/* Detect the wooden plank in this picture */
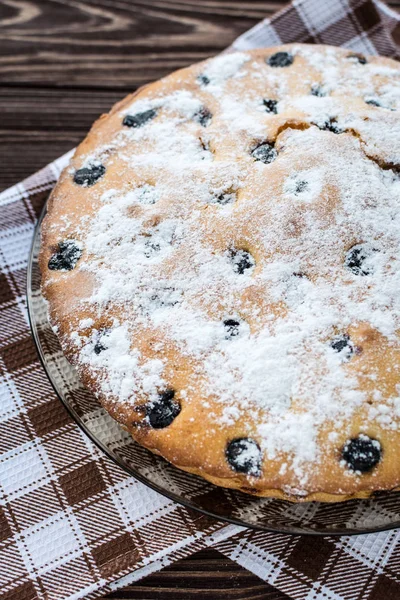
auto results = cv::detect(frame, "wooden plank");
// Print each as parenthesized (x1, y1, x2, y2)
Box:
(0, 86, 122, 188)
(104, 549, 289, 599)
(0, 0, 281, 88)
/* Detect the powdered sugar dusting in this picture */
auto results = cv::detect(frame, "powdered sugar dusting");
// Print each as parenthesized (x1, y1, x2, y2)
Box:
(79, 323, 166, 402)
(200, 53, 250, 87)
(46, 46, 400, 491)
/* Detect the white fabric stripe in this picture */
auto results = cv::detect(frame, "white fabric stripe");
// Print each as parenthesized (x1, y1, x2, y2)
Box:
(231, 21, 282, 51)
(375, 0, 400, 28)
(295, 0, 349, 34)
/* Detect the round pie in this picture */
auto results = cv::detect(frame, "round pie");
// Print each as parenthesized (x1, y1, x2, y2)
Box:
(39, 44, 400, 502)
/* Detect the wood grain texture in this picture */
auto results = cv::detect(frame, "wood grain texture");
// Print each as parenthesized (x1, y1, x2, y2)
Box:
(1, 1, 400, 597)
(0, 0, 281, 87)
(104, 549, 289, 599)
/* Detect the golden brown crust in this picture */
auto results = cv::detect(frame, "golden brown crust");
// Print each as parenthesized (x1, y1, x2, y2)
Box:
(40, 44, 400, 501)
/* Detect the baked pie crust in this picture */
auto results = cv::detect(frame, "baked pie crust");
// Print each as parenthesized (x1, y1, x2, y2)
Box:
(40, 44, 400, 501)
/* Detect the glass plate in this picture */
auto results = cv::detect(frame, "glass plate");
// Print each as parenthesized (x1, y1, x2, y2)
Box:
(27, 199, 400, 536)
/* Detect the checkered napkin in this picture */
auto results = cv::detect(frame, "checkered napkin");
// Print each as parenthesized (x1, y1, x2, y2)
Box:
(1, 1, 400, 599)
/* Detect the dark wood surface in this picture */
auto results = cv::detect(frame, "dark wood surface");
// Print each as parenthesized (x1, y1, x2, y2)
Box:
(105, 549, 289, 599)
(1, 1, 400, 598)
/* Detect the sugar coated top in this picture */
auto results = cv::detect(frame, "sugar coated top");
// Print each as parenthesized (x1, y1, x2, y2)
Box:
(42, 45, 400, 493)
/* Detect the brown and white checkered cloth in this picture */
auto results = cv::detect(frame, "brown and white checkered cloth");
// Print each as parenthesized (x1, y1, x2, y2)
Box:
(1, 1, 400, 599)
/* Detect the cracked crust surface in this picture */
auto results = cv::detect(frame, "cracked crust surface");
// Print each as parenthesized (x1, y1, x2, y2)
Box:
(39, 44, 400, 501)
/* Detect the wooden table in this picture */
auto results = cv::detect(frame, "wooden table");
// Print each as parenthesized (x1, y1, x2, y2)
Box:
(1, 1, 399, 598)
